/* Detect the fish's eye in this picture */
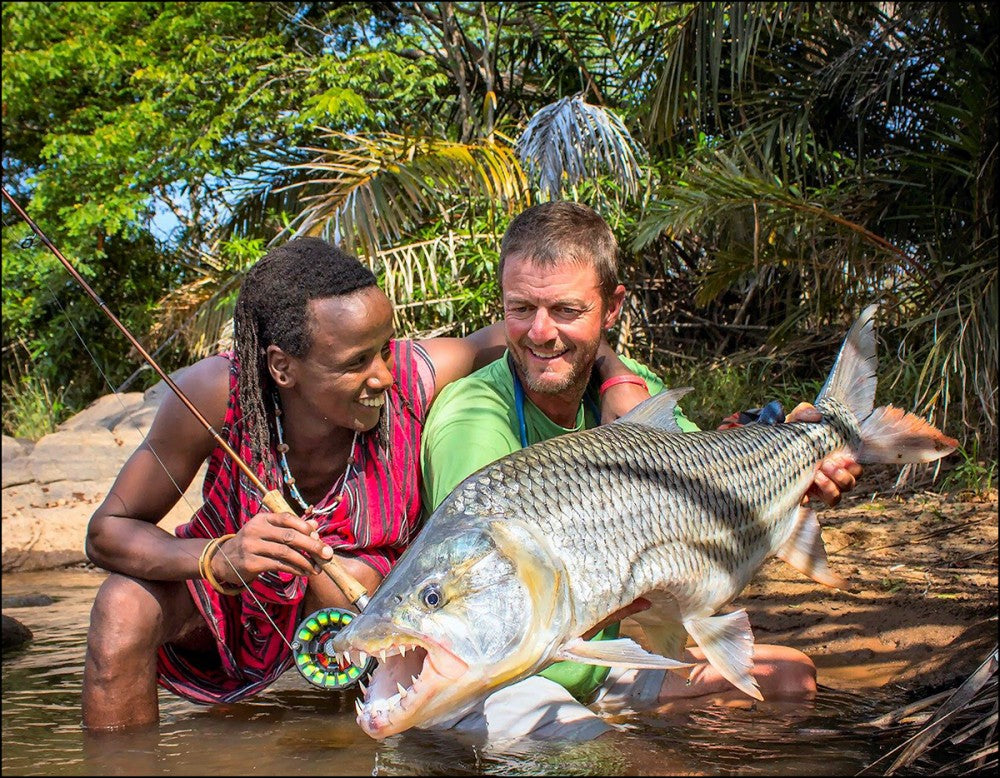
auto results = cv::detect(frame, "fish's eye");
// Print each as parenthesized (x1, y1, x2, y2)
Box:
(420, 583, 443, 609)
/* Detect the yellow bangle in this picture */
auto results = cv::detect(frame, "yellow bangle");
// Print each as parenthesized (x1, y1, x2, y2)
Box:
(199, 534, 244, 596)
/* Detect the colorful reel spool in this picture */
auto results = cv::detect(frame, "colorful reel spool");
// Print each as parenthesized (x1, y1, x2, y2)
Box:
(292, 607, 375, 690)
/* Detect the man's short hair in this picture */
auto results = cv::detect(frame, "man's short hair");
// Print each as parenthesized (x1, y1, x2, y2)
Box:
(499, 202, 620, 298)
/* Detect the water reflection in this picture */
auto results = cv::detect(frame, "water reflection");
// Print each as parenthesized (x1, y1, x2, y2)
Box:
(3, 569, 886, 776)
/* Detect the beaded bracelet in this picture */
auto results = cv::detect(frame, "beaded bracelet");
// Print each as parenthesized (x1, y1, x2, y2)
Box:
(198, 534, 244, 596)
(598, 374, 650, 396)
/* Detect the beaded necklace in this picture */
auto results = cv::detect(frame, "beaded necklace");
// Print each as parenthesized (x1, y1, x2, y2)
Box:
(273, 392, 359, 516)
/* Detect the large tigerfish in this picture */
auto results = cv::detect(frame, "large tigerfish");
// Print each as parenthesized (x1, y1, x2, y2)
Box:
(333, 306, 957, 738)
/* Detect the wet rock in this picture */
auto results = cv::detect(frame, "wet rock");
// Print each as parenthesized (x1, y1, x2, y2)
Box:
(2, 614, 33, 651)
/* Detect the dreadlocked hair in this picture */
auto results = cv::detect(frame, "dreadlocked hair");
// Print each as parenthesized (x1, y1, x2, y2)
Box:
(232, 237, 377, 471)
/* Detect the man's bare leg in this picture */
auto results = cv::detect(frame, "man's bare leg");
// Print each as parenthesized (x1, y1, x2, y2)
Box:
(658, 644, 817, 702)
(594, 643, 816, 719)
(302, 554, 384, 615)
(82, 573, 206, 730)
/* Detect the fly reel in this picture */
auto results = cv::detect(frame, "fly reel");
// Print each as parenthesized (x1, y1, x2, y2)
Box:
(292, 607, 375, 690)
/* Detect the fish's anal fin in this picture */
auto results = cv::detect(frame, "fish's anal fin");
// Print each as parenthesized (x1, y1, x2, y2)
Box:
(555, 637, 693, 670)
(628, 610, 689, 661)
(857, 405, 959, 464)
(684, 610, 763, 701)
(776, 502, 849, 590)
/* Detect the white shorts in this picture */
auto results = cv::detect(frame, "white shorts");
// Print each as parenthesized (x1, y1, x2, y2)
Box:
(430, 668, 671, 746)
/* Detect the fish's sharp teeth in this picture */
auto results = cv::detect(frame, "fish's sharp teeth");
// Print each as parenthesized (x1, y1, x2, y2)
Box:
(344, 650, 352, 666)
(397, 682, 407, 697)
(358, 680, 367, 695)
(380, 649, 387, 663)
(411, 674, 419, 686)
(359, 650, 368, 665)
(399, 645, 406, 658)
(355, 699, 363, 716)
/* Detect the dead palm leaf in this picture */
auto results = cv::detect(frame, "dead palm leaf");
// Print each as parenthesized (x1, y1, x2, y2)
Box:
(860, 645, 998, 775)
(515, 94, 647, 202)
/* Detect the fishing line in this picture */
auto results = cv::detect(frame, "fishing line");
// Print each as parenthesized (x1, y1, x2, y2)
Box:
(2, 206, 301, 652)
(2, 190, 372, 674)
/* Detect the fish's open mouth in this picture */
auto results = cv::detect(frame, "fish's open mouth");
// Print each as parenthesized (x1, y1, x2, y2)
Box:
(338, 636, 469, 738)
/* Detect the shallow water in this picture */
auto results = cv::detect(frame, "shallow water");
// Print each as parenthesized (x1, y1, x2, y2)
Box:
(3, 568, 892, 776)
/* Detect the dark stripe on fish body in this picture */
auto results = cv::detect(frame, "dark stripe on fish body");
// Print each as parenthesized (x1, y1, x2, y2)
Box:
(438, 418, 854, 626)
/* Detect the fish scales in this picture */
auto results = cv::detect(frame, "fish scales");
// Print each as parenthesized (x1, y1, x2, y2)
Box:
(335, 306, 959, 739)
(440, 417, 852, 631)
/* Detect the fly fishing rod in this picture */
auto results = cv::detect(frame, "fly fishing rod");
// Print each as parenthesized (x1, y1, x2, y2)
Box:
(3, 187, 374, 688)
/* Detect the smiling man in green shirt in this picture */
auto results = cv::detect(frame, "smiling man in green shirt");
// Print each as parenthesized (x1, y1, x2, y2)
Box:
(419, 201, 861, 743)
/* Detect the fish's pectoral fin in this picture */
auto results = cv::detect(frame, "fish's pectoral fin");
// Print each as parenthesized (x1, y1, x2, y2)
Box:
(488, 520, 563, 623)
(776, 503, 848, 590)
(555, 637, 694, 670)
(684, 610, 762, 701)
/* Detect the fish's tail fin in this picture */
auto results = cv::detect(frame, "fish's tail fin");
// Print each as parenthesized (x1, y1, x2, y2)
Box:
(815, 304, 879, 420)
(817, 305, 958, 464)
(856, 406, 958, 464)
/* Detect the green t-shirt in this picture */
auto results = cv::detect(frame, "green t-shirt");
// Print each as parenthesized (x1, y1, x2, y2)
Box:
(420, 352, 697, 701)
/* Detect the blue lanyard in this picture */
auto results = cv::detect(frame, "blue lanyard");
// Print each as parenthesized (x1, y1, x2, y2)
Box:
(509, 356, 600, 448)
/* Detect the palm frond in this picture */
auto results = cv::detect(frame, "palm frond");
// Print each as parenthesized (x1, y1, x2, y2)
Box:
(375, 231, 502, 337)
(894, 253, 998, 453)
(148, 238, 265, 358)
(272, 131, 529, 258)
(861, 645, 998, 776)
(644, 2, 809, 144)
(634, 149, 916, 292)
(515, 95, 647, 202)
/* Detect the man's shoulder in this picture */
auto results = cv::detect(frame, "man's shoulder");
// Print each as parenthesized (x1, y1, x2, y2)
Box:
(429, 355, 514, 415)
(617, 353, 657, 377)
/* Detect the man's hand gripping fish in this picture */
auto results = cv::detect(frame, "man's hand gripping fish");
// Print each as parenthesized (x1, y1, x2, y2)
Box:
(333, 306, 958, 738)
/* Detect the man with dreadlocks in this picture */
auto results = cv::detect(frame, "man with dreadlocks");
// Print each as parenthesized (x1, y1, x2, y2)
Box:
(81, 237, 650, 730)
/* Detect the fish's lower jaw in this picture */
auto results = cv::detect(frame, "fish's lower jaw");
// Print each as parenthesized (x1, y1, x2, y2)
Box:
(349, 638, 474, 739)
(358, 708, 404, 739)
(355, 671, 437, 739)
(356, 672, 468, 739)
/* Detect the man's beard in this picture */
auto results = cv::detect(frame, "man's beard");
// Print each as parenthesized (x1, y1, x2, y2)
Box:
(509, 340, 597, 398)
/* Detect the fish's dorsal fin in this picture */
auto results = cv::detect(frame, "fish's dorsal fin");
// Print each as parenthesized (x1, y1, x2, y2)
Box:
(555, 637, 693, 670)
(684, 610, 762, 701)
(776, 503, 848, 589)
(615, 387, 693, 431)
(815, 305, 878, 420)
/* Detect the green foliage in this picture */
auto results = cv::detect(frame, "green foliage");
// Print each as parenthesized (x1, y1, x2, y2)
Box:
(2, 0, 995, 471)
(1, 371, 68, 440)
(630, 1, 997, 456)
(653, 358, 828, 432)
(939, 441, 999, 495)
(1, 343, 70, 439)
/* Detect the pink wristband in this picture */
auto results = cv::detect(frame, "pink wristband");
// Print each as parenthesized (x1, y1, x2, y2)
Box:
(598, 375, 650, 396)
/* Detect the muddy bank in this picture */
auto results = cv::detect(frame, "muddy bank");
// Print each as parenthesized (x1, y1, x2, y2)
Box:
(703, 480, 996, 694)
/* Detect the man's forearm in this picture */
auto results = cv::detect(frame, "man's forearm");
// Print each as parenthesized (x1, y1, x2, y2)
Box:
(593, 339, 636, 381)
(86, 513, 203, 581)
